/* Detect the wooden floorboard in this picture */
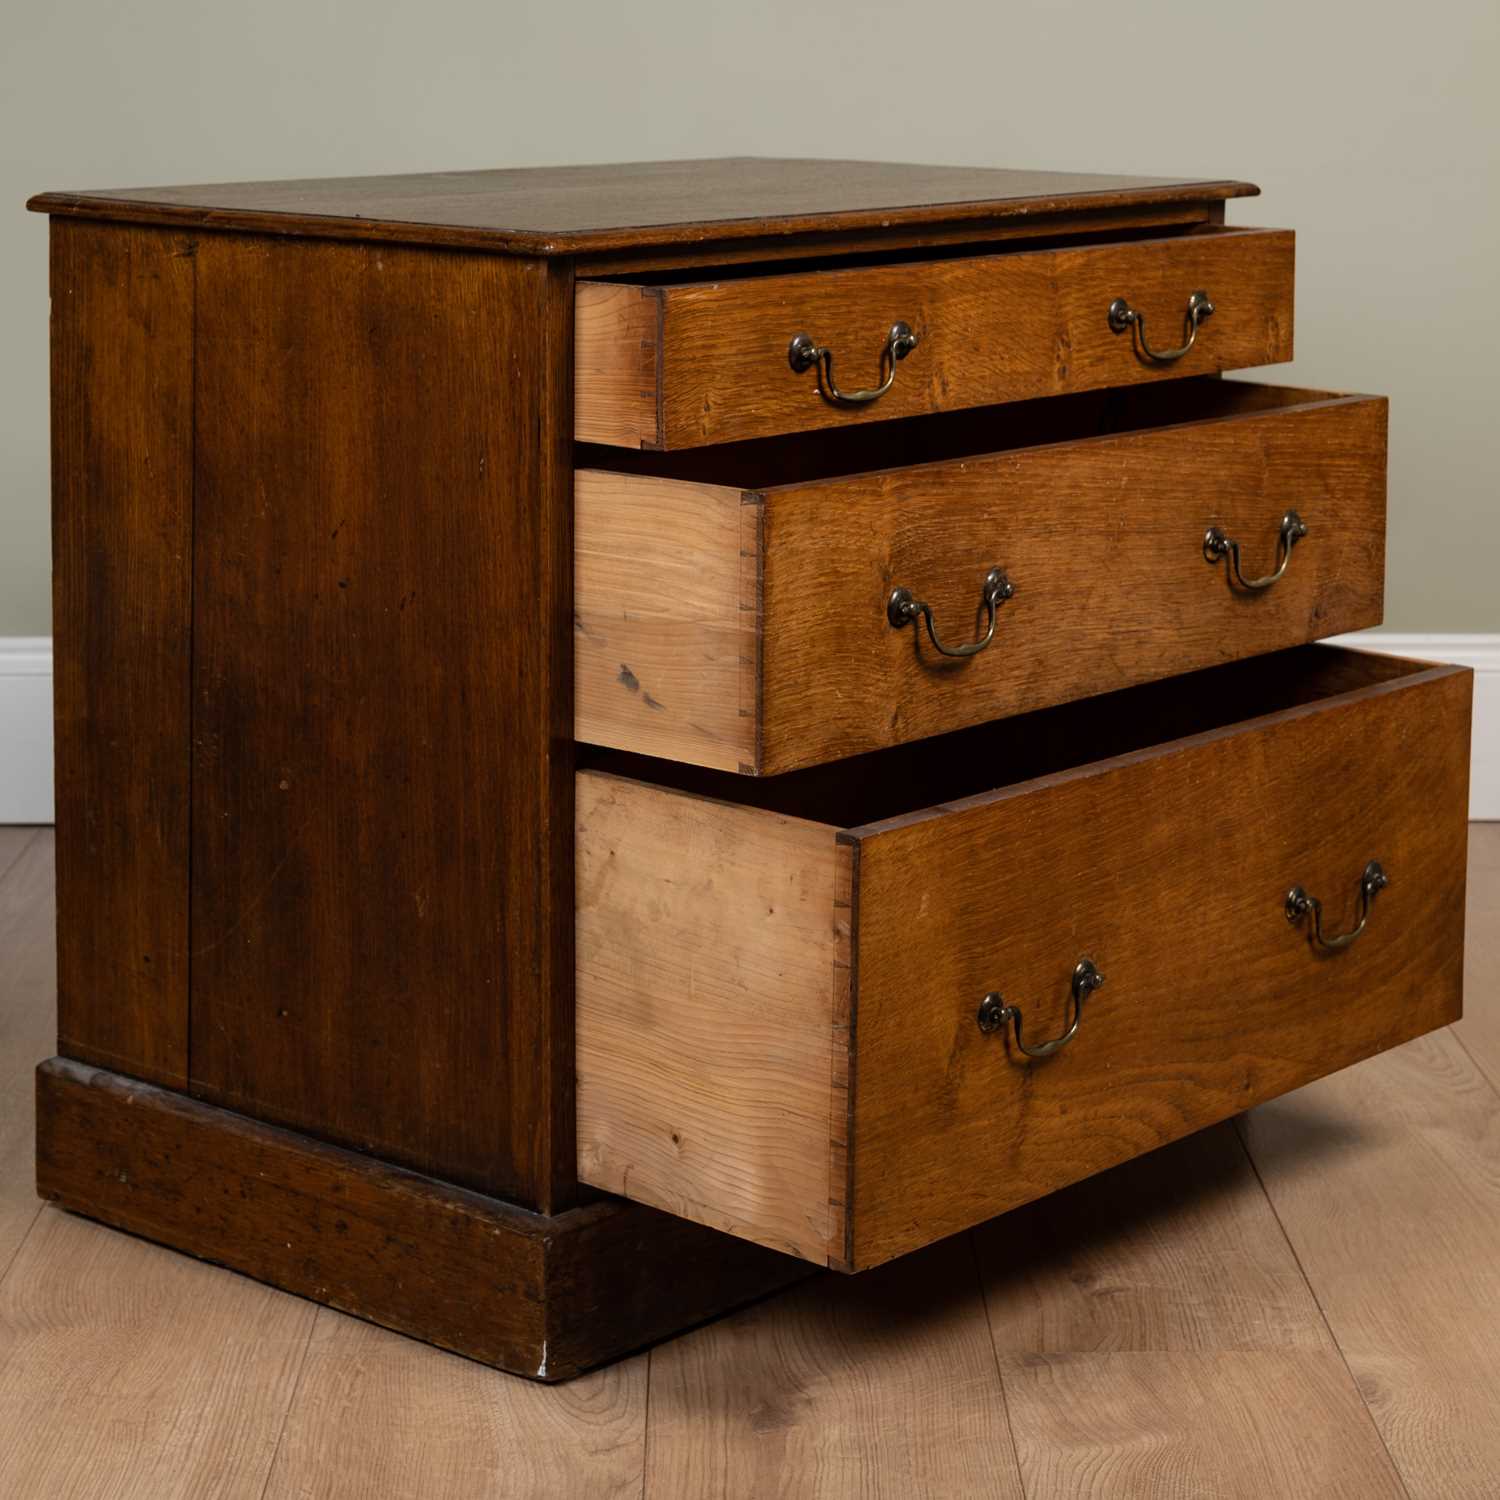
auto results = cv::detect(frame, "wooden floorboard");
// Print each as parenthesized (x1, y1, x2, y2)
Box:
(262, 1313, 648, 1499)
(643, 1236, 1024, 1499)
(998, 1350, 1409, 1500)
(975, 1124, 1407, 1497)
(0, 831, 53, 1278)
(0, 1206, 317, 1500)
(1239, 1028, 1500, 1499)
(975, 1124, 1331, 1353)
(0, 821, 1495, 1497)
(0, 827, 37, 885)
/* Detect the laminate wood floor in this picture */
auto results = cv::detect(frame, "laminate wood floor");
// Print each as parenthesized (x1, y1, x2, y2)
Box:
(2, 824, 1497, 1499)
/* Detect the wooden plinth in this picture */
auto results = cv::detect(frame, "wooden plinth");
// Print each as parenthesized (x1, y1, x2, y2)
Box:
(35, 1058, 808, 1382)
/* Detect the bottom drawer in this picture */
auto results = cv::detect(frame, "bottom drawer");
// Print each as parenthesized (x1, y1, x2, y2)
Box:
(576, 646, 1471, 1270)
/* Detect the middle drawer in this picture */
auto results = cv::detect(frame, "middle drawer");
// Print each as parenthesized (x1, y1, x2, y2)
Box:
(576, 379, 1387, 774)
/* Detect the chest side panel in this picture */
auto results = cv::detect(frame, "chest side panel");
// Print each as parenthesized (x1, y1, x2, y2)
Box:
(188, 233, 576, 1208)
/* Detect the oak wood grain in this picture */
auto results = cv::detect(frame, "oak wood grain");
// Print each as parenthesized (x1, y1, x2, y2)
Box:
(0, 828, 34, 883)
(578, 651, 1470, 1268)
(576, 383, 1386, 773)
(760, 390, 1383, 772)
(0, 834, 52, 1278)
(49, 220, 193, 1088)
(28, 158, 1257, 256)
(974, 1124, 1330, 1354)
(34, 1058, 805, 1382)
(187, 233, 576, 1209)
(0, 1207, 317, 1500)
(995, 1351, 1406, 1499)
(261, 1315, 647, 1500)
(4, 824, 1497, 1485)
(577, 226, 1294, 447)
(975, 1122, 1407, 1495)
(1241, 1030, 1500, 1497)
(575, 283, 662, 446)
(848, 658, 1469, 1267)
(574, 471, 760, 772)
(644, 1236, 1024, 1500)
(575, 772, 850, 1264)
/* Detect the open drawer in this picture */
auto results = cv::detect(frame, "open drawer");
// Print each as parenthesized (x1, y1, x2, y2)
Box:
(575, 225, 1293, 448)
(576, 646, 1470, 1269)
(576, 380, 1387, 774)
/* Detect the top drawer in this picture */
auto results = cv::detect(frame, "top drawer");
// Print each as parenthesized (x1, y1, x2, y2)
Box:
(575, 226, 1294, 448)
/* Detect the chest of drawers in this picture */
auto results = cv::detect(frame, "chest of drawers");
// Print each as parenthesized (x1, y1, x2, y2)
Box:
(28, 159, 1471, 1380)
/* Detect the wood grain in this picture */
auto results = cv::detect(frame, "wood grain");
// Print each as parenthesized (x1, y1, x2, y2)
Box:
(575, 283, 662, 446)
(577, 226, 1294, 447)
(0, 828, 34, 882)
(49, 219, 193, 1087)
(578, 652, 1470, 1268)
(0, 833, 52, 1278)
(995, 1351, 1405, 1499)
(571, 200, 1225, 277)
(645, 1236, 1024, 1499)
(34, 1058, 805, 1382)
(261, 1316, 646, 1500)
(574, 472, 760, 771)
(0, 1207, 316, 1500)
(848, 658, 1470, 1267)
(187, 234, 577, 1209)
(28, 158, 1257, 256)
(976, 1123, 1407, 1495)
(5, 822, 1499, 1487)
(575, 772, 850, 1264)
(577, 383, 1386, 773)
(974, 1124, 1330, 1353)
(1241, 1030, 1500, 1497)
(760, 389, 1383, 772)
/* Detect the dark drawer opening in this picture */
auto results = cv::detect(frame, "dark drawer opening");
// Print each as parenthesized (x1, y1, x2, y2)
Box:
(577, 645, 1434, 827)
(576, 379, 1348, 491)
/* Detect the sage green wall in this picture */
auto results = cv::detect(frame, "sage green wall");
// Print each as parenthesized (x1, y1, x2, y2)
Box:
(3, 0, 1497, 637)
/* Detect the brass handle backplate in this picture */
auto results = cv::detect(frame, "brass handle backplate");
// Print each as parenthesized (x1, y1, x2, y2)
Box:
(1286, 860, 1389, 951)
(977, 958, 1104, 1060)
(888, 567, 1014, 659)
(788, 321, 919, 407)
(1205, 510, 1308, 590)
(1108, 289, 1214, 362)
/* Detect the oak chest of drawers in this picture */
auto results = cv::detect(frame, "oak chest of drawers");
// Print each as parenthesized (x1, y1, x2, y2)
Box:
(29, 159, 1471, 1379)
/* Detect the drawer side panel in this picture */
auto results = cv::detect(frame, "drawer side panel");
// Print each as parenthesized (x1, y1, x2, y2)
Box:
(576, 771, 849, 1265)
(574, 472, 761, 773)
(574, 283, 662, 447)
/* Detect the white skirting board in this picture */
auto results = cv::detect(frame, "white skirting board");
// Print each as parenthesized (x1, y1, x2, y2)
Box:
(0, 639, 53, 825)
(1, 634, 1496, 824)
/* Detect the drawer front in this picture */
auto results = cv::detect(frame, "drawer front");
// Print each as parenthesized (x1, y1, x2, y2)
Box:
(576, 385, 1386, 775)
(576, 652, 1470, 1269)
(575, 227, 1293, 448)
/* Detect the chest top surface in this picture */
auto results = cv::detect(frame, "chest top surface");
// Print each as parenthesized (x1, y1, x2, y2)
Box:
(29, 156, 1257, 256)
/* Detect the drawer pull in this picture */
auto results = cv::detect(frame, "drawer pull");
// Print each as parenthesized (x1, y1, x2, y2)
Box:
(977, 958, 1104, 1060)
(1108, 289, 1214, 362)
(1286, 860, 1389, 950)
(788, 321, 919, 407)
(888, 567, 1014, 658)
(1204, 510, 1308, 591)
